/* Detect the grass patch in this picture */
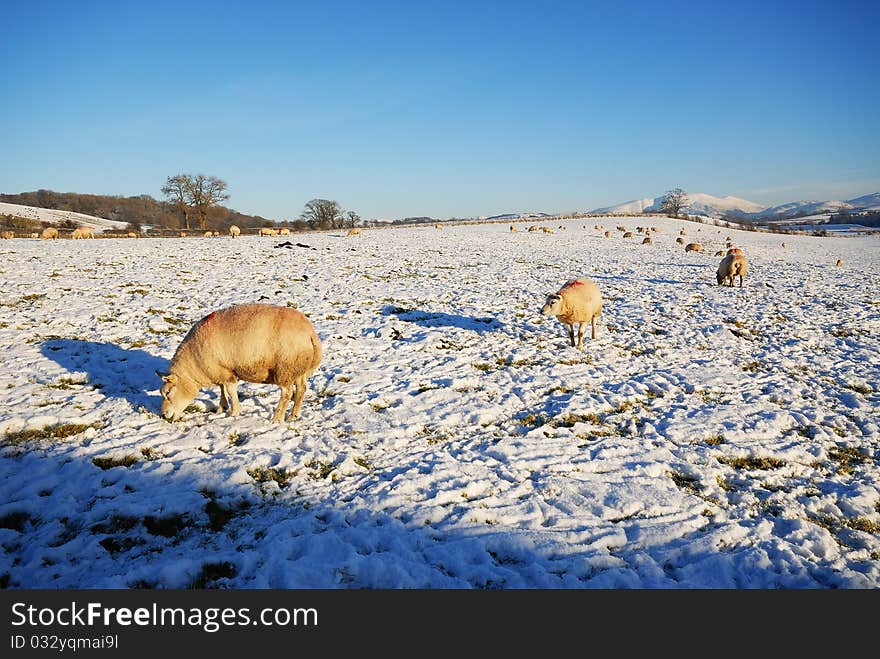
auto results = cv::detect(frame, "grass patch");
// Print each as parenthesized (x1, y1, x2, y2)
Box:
(305, 459, 335, 480)
(668, 471, 702, 495)
(828, 446, 866, 475)
(353, 456, 372, 470)
(143, 514, 189, 537)
(140, 446, 164, 461)
(704, 434, 725, 446)
(247, 465, 292, 489)
(718, 455, 786, 470)
(0, 512, 31, 532)
(741, 361, 762, 373)
(188, 561, 237, 589)
(551, 412, 604, 428)
(228, 431, 246, 446)
(45, 376, 88, 389)
(3, 422, 98, 446)
(92, 454, 138, 470)
(472, 362, 495, 372)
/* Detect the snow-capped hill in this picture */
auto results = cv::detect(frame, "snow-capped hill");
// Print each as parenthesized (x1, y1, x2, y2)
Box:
(683, 192, 765, 215)
(591, 192, 765, 217)
(0, 201, 129, 232)
(481, 211, 552, 221)
(756, 199, 853, 218)
(590, 198, 656, 214)
(847, 192, 880, 210)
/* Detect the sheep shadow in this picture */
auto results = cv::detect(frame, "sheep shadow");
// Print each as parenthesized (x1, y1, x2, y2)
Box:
(39, 339, 168, 411)
(381, 305, 502, 333)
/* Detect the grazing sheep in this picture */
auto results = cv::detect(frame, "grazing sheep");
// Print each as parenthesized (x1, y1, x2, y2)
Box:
(510, 225, 517, 232)
(676, 236, 684, 244)
(727, 247, 743, 256)
(213, 231, 220, 237)
(259, 227, 277, 236)
(229, 225, 241, 238)
(685, 242, 702, 253)
(71, 226, 95, 239)
(836, 259, 843, 267)
(679, 229, 686, 236)
(279, 228, 291, 236)
(179, 231, 187, 238)
(541, 226, 554, 234)
(347, 228, 363, 236)
(41, 227, 59, 240)
(30, 232, 39, 238)
(716, 253, 749, 287)
(616, 225, 627, 232)
(528, 225, 539, 232)
(435, 223, 443, 229)
(204, 231, 213, 238)
(642, 236, 653, 244)
(1, 231, 14, 239)
(594, 224, 603, 230)
(604, 230, 612, 238)
(623, 231, 633, 238)
(156, 303, 322, 424)
(540, 278, 603, 349)
(126, 232, 138, 238)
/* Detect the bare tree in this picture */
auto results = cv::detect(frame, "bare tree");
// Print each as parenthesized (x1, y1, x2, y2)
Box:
(344, 210, 361, 228)
(161, 174, 192, 229)
(162, 174, 229, 230)
(186, 175, 229, 230)
(660, 188, 688, 218)
(300, 199, 342, 230)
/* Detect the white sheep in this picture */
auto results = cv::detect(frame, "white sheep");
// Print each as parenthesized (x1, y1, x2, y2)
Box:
(540, 278, 603, 349)
(716, 253, 749, 287)
(71, 226, 95, 239)
(229, 225, 241, 238)
(836, 259, 843, 267)
(347, 228, 363, 236)
(1, 231, 14, 239)
(156, 303, 322, 423)
(685, 242, 702, 253)
(126, 232, 138, 238)
(259, 227, 277, 236)
(279, 228, 291, 236)
(41, 227, 59, 239)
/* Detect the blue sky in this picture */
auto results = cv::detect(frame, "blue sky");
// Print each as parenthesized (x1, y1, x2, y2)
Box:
(3, 0, 878, 220)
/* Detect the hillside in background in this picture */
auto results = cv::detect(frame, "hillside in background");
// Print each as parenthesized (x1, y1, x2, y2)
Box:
(591, 191, 880, 221)
(0, 190, 278, 233)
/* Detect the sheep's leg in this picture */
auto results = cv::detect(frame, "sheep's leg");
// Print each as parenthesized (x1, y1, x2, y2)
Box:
(272, 385, 294, 423)
(576, 323, 585, 349)
(566, 324, 575, 347)
(218, 384, 229, 412)
(290, 375, 308, 419)
(226, 382, 241, 416)
(591, 315, 597, 340)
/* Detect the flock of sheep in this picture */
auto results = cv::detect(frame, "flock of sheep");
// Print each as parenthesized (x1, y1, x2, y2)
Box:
(147, 219, 762, 426)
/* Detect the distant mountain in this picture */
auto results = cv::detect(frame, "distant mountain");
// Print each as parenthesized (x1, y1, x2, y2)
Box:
(590, 191, 880, 220)
(846, 192, 880, 210)
(480, 211, 552, 221)
(591, 192, 764, 217)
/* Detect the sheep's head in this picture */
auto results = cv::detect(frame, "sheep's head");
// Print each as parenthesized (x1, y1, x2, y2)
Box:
(541, 293, 564, 317)
(156, 371, 195, 421)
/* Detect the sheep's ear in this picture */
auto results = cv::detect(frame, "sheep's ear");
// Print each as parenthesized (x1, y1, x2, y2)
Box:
(156, 371, 177, 384)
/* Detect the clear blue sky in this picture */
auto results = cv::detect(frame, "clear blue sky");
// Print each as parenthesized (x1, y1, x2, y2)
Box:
(3, 0, 878, 220)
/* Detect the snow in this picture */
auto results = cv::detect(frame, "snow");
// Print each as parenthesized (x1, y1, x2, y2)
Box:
(0, 201, 129, 232)
(1, 217, 879, 589)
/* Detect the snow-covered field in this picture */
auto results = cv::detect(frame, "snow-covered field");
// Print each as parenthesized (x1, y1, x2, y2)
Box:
(1, 217, 878, 589)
